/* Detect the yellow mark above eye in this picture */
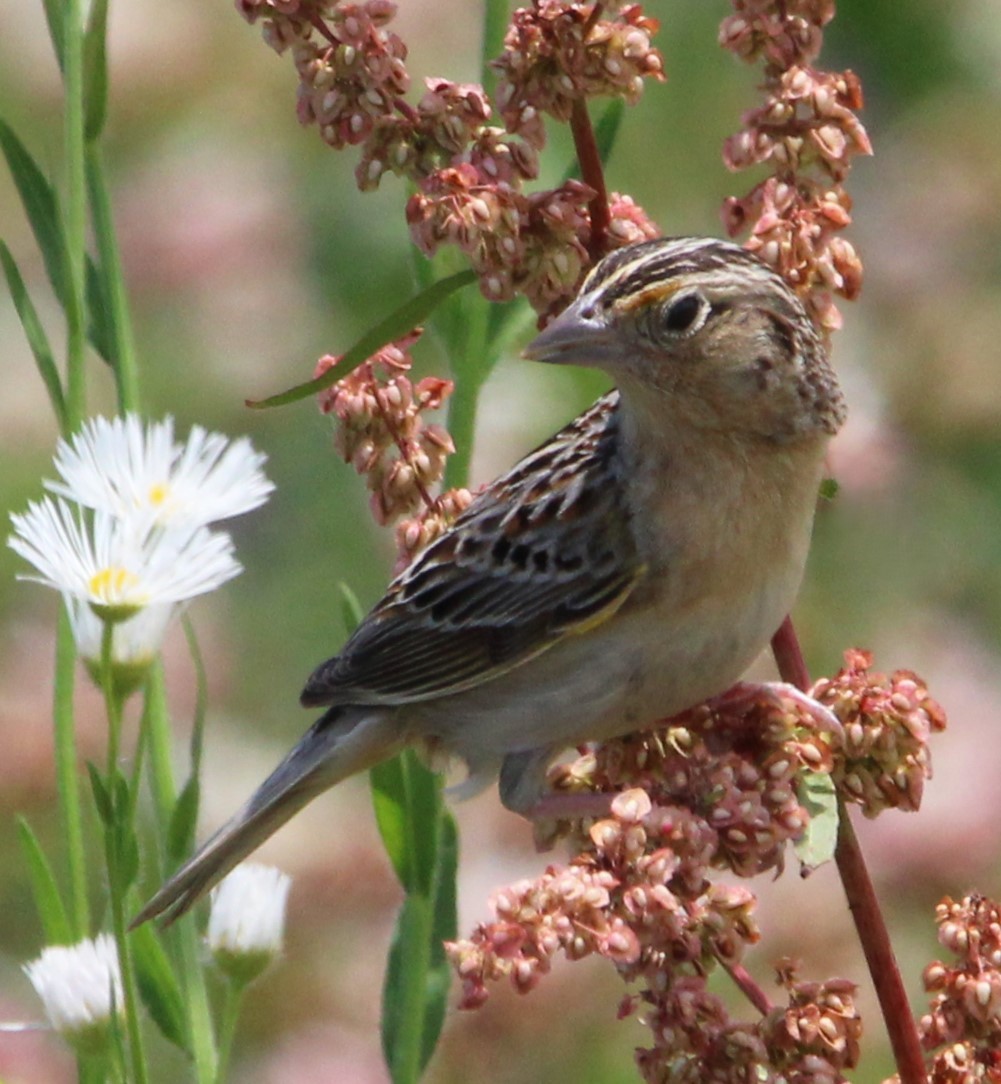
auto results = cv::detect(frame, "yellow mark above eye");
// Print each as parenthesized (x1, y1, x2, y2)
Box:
(89, 566, 143, 604)
(612, 280, 688, 315)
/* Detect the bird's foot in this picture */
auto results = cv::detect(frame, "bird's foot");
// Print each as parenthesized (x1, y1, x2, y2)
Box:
(706, 680, 843, 738)
(520, 789, 617, 850)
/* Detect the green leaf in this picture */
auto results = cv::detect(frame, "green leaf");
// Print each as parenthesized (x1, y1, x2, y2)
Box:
(16, 817, 72, 945)
(593, 98, 625, 167)
(480, 0, 509, 96)
(83, 0, 110, 141)
(247, 269, 477, 409)
(0, 240, 66, 428)
(370, 756, 413, 891)
(167, 776, 200, 864)
(0, 119, 68, 305)
(819, 477, 840, 501)
(117, 828, 140, 892)
(420, 812, 457, 1072)
(370, 750, 440, 896)
(0, 120, 115, 365)
(338, 581, 364, 635)
(131, 922, 190, 1051)
(85, 251, 115, 364)
(87, 762, 113, 825)
(379, 811, 458, 1082)
(794, 771, 840, 870)
(381, 894, 429, 1084)
(41, 0, 66, 70)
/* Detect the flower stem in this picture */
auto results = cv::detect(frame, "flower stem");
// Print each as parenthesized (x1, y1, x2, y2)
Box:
(569, 99, 611, 261)
(769, 615, 926, 1084)
(214, 980, 246, 1084)
(54, 606, 90, 936)
(443, 289, 489, 491)
(723, 960, 773, 1016)
(143, 664, 218, 1084)
(98, 621, 149, 1084)
(835, 803, 927, 1084)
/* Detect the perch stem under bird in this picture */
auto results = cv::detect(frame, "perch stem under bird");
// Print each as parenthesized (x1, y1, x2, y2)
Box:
(133, 235, 845, 929)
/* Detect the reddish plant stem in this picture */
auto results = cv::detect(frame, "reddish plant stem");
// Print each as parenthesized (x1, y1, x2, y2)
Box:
(309, 13, 338, 47)
(770, 615, 927, 1084)
(724, 960, 774, 1016)
(836, 801, 927, 1084)
(569, 99, 611, 261)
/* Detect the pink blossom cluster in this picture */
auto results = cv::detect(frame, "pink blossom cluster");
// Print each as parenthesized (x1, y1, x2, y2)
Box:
(550, 683, 841, 878)
(447, 785, 761, 1003)
(719, 0, 872, 331)
(236, 0, 663, 314)
(449, 782, 861, 1081)
(493, 1, 664, 143)
(914, 894, 1001, 1083)
(634, 964, 860, 1084)
(449, 651, 949, 1077)
(810, 649, 947, 817)
(448, 681, 864, 1080)
(314, 333, 471, 570)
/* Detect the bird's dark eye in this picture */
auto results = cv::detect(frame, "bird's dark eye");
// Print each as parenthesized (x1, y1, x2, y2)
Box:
(662, 293, 705, 334)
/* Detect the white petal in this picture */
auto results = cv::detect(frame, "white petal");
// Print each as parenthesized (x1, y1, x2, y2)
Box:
(208, 863, 292, 959)
(46, 413, 273, 530)
(24, 934, 123, 1035)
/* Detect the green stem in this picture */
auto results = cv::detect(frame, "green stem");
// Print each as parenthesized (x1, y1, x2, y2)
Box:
(143, 664, 218, 1084)
(54, 606, 89, 936)
(443, 290, 490, 490)
(61, 0, 88, 427)
(480, 0, 509, 98)
(98, 621, 149, 1084)
(143, 665, 177, 823)
(214, 981, 246, 1084)
(86, 146, 141, 414)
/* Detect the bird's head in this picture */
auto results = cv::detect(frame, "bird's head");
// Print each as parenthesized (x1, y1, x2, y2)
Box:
(524, 236, 846, 442)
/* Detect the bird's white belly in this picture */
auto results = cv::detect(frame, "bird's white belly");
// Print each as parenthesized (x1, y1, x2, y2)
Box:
(425, 550, 803, 769)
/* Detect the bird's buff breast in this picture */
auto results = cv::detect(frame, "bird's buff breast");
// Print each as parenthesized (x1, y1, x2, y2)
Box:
(418, 438, 826, 767)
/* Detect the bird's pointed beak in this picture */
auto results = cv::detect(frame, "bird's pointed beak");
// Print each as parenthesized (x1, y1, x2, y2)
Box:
(522, 293, 618, 367)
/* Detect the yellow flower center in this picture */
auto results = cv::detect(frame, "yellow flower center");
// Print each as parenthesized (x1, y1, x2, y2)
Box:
(88, 566, 143, 605)
(148, 482, 170, 507)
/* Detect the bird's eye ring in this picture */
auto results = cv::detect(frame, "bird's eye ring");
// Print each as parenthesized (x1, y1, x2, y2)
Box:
(661, 292, 707, 335)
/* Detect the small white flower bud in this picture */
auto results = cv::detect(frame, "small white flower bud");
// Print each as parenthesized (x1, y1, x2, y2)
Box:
(207, 864, 292, 985)
(24, 934, 123, 1055)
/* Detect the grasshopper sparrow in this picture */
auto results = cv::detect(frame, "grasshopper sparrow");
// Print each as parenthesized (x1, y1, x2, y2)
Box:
(136, 235, 845, 925)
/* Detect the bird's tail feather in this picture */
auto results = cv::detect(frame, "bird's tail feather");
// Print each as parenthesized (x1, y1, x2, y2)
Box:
(131, 707, 401, 928)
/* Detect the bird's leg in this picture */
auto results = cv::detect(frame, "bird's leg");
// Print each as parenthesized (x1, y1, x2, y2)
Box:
(524, 789, 618, 852)
(501, 746, 617, 847)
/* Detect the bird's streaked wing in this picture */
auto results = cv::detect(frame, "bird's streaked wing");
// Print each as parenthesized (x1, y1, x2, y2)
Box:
(301, 392, 644, 707)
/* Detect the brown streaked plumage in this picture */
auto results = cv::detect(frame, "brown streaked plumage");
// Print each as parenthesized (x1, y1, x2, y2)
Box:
(134, 235, 845, 927)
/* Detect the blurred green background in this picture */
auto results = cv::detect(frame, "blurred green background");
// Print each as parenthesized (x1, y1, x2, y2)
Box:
(1, 1, 999, 1080)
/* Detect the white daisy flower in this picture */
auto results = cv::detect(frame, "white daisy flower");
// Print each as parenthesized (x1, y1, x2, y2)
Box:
(47, 414, 274, 532)
(207, 864, 292, 984)
(9, 497, 241, 622)
(24, 934, 123, 1055)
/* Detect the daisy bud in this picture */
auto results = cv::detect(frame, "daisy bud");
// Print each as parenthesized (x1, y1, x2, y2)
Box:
(24, 935, 123, 1056)
(207, 864, 292, 985)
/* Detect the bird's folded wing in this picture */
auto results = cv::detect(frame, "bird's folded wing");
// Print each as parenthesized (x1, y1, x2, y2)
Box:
(301, 392, 645, 707)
